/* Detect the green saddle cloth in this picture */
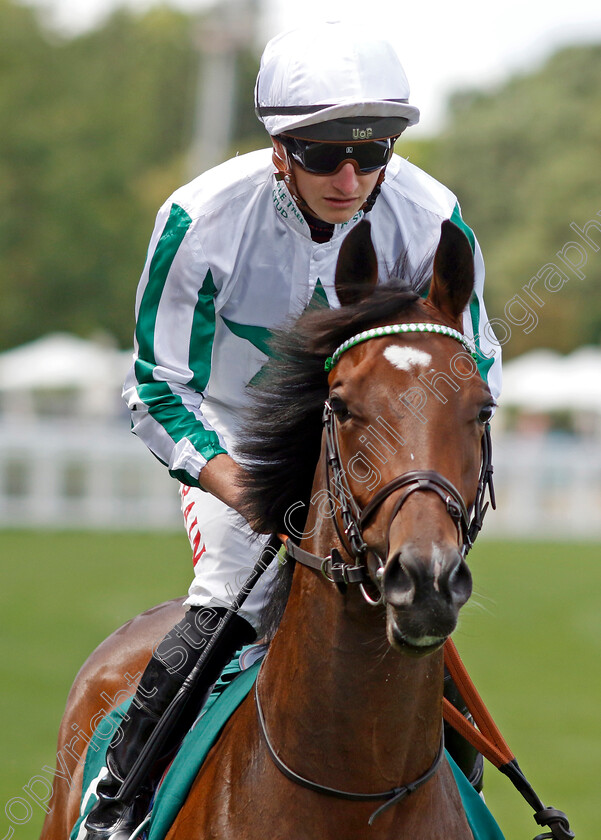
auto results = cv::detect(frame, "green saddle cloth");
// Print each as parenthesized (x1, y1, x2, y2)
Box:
(71, 649, 505, 840)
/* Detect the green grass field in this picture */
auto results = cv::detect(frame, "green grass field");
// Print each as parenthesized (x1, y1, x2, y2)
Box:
(1, 532, 598, 839)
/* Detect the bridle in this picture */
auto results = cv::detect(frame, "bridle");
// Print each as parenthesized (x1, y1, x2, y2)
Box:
(257, 325, 576, 838)
(286, 322, 496, 601)
(256, 322, 496, 823)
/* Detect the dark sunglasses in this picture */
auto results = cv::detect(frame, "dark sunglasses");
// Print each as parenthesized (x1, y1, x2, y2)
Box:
(279, 136, 395, 175)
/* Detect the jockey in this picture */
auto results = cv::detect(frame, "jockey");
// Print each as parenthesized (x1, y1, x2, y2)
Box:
(82, 21, 501, 840)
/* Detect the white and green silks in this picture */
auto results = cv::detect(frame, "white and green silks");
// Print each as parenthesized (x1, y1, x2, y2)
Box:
(123, 148, 501, 488)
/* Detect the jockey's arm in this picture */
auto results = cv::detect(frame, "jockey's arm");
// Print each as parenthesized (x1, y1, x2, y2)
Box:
(197, 453, 248, 516)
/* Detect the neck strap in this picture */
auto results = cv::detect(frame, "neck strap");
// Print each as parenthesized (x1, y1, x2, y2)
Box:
(255, 668, 444, 825)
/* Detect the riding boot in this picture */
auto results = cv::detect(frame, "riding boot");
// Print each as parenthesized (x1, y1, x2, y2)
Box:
(82, 606, 256, 840)
(443, 669, 484, 792)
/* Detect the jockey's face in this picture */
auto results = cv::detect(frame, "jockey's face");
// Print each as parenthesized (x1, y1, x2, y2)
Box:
(290, 159, 381, 224)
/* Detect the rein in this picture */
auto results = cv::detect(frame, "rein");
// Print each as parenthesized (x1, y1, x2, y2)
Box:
(254, 667, 445, 826)
(443, 641, 575, 840)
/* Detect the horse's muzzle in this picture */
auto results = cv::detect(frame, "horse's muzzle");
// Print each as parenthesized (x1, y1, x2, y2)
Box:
(382, 543, 472, 655)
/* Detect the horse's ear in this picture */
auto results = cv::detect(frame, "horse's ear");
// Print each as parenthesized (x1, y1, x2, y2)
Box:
(428, 220, 474, 325)
(335, 220, 378, 306)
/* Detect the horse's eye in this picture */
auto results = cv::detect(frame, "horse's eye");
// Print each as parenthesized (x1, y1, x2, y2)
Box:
(329, 395, 352, 421)
(478, 403, 496, 424)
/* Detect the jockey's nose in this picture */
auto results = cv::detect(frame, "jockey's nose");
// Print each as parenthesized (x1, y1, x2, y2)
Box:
(331, 161, 360, 194)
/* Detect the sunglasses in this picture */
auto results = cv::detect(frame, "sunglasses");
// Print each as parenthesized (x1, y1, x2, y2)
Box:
(279, 136, 395, 175)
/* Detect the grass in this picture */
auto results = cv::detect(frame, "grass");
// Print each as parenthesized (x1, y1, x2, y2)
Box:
(0, 533, 597, 839)
(0, 531, 191, 840)
(455, 540, 600, 839)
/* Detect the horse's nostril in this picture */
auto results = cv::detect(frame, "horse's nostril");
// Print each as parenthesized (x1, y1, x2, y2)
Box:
(384, 545, 472, 611)
(440, 554, 472, 607)
(383, 553, 416, 607)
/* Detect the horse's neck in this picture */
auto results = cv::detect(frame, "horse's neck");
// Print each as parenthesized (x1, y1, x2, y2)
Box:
(259, 514, 443, 790)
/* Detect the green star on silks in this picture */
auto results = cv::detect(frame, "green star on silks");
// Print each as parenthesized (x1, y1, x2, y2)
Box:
(222, 280, 329, 383)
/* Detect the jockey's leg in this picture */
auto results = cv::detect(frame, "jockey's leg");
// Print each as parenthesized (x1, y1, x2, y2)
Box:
(179, 486, 278, 630)
(82, 605, 255, 840)
(443, 669, 484, 792)
(82, 491, 278, 840)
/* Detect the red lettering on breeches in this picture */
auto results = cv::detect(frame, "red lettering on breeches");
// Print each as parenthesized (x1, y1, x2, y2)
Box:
(181, 486, 207, 568)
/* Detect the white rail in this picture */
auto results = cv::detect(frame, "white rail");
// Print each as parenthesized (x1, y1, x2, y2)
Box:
(0, 419, 181, 530)
(1, 422, 600, 537)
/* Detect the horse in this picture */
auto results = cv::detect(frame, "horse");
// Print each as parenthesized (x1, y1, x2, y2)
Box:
(41, 219, 496, 840)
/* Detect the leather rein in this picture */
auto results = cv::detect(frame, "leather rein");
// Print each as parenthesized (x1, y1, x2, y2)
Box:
(254, 673, 445, 826)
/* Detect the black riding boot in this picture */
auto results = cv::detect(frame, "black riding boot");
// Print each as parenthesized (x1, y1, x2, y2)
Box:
(443, 669, 484, 792)
(82, 605, 256, 840)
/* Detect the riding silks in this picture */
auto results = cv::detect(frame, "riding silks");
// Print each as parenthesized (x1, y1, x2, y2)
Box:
(70, 646, 505, 840)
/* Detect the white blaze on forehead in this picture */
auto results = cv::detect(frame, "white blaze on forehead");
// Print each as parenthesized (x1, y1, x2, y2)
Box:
(383, 345, 432, 371)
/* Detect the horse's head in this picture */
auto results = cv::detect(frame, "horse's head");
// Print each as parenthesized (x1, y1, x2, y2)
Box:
(325, 219, 495, 656)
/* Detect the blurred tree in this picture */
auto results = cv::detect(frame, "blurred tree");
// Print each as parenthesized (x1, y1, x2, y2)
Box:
(1, 0, 599, 359)
(0, 1, 263, 351)
(0, 0, 58, 347)
(422, 44, 601, 358)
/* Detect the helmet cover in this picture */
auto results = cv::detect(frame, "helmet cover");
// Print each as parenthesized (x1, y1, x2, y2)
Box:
(255, 21, 420, 138)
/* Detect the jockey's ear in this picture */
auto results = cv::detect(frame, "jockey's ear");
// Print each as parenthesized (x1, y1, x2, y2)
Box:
(335, 220, 378, 306)
(428, 220, 474, 328)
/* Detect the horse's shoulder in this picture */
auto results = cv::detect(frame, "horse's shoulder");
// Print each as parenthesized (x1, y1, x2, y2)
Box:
(165, 689, 263, 838)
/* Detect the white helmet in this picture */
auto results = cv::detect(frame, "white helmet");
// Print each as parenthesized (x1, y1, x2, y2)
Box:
(255, 21, 420, 140)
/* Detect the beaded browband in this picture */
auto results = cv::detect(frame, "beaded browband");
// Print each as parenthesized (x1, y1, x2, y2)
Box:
(324, 322, 476, 372)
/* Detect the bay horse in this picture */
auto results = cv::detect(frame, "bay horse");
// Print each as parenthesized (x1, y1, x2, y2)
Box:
(41, 219, 496, 840)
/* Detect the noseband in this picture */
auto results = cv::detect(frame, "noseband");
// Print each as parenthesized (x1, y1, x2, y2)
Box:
(286, 322, 496, 598)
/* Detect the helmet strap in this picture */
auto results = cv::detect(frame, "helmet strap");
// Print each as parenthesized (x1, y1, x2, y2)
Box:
(361, 168, 386, 214)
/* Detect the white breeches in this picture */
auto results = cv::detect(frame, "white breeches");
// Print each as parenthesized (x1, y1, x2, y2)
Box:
(179, 484, 279, 635)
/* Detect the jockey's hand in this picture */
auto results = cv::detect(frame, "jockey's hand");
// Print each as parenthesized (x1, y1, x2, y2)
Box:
(198, 454, 267, 532)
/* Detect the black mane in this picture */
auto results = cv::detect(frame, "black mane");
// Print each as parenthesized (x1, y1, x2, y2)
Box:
(237, 283, 424, 537)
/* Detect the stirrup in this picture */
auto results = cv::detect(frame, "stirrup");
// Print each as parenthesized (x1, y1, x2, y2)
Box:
(82, 798, 150, 840)
(82, 768, 152, 840)
(126, 815, 152, 840)
(86, 809, 151, 840)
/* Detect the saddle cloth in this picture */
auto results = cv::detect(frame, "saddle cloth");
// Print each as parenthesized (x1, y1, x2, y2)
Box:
(70, 645, 505, 840)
